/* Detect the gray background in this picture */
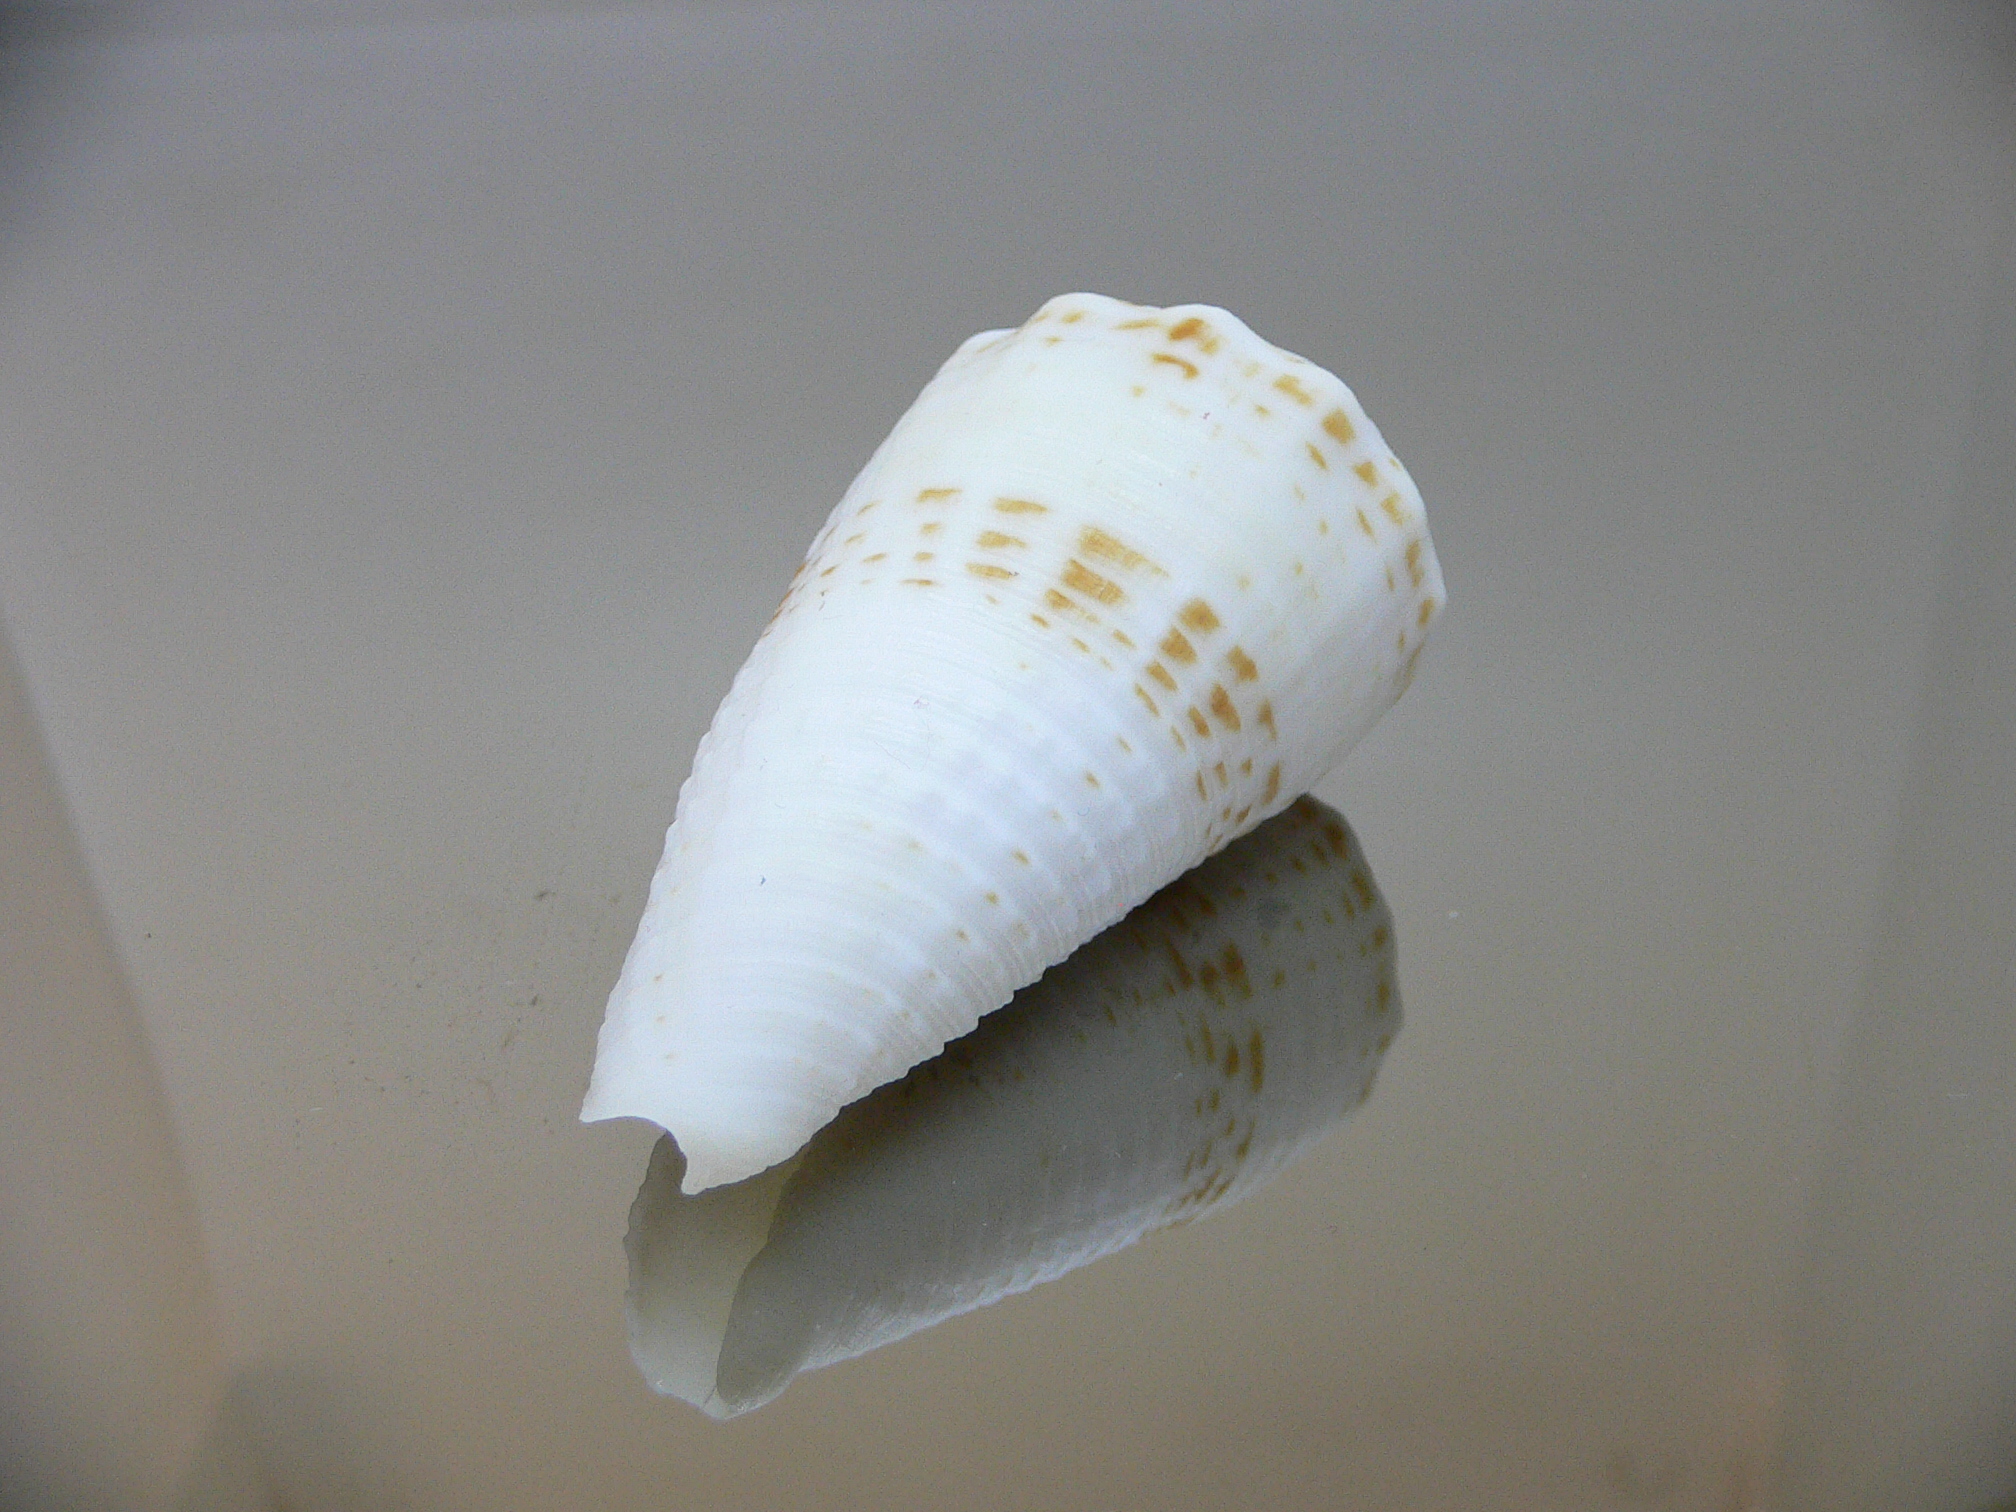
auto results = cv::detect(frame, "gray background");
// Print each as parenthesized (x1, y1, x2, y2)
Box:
(2, 1, 2012, 1507)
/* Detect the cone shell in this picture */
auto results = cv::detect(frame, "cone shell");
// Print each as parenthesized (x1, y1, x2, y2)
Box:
(583, 292, 1442, 1192)
(625, 799, 1401, 1417)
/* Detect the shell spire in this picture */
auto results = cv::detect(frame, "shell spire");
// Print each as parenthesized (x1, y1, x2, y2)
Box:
(582, 293, 1443, 1192)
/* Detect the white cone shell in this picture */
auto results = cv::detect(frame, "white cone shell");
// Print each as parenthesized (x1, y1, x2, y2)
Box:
(624, 798, 1400, 1417)
(583, 292, 1443, 1192)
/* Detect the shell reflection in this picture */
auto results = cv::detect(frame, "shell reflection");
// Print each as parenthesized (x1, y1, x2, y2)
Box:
(624, 797, 1400, 1418)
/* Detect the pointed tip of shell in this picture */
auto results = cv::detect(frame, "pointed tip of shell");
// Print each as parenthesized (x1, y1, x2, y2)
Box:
(583, 974, 831, 1191)
(584, 1086, 800, 1196)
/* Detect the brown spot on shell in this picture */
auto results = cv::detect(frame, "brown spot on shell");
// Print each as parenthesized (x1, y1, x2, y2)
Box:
(1405, 539, 1425, 587)
(1116, 316, 1161, 330)
(1226, 646, 1258, 682)
(1079, 527, 1162, 576)
(1209, 684, 1241, 731)
(1419, 597, 1436, 625)
(1062, 560, 1126, 606)
(1222, 943, 1251, 997)
(1353, 460, 1379, 486)
(1043, 587, 1092, 621)
(916, 487, 959, 503)
(1159, 629, 1197, 665)
(994, 497, 1047, 515)
(967, 562, 1016, 579)
(1262, 762, 1282, 804)
(1322, 408, 1357, 447)
(1146, 662, 1178, 692)
(1187, 706, 1211, 738)
(1305, 442, 1329, 471)
(1134, 683, 1161, 718)
(1257, 701, 1277, 740)
(1153, 352, 1200, 379)
(1166, 315, 1221, 352)
(976, 530, 1025, 550)
(1382, 494, 1409, 526)
(1274, 374, 1315, 406)
(1178, 598, 1220, 634)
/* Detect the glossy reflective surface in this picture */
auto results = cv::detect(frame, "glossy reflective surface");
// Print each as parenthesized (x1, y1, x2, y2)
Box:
(628, 799, 1396, 1417)
(1, 3, 2011, 1509)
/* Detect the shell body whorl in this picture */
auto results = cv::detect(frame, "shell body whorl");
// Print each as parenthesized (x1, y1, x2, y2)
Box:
(582, 293, 1443, 1192)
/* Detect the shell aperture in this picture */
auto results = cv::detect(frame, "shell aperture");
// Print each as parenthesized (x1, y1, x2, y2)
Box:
(624, 798, 1401, 1417)
(582, 292, 1442, 1192)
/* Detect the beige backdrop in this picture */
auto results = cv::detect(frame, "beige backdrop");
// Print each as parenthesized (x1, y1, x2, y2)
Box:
(1, 1, 2012, 1507)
